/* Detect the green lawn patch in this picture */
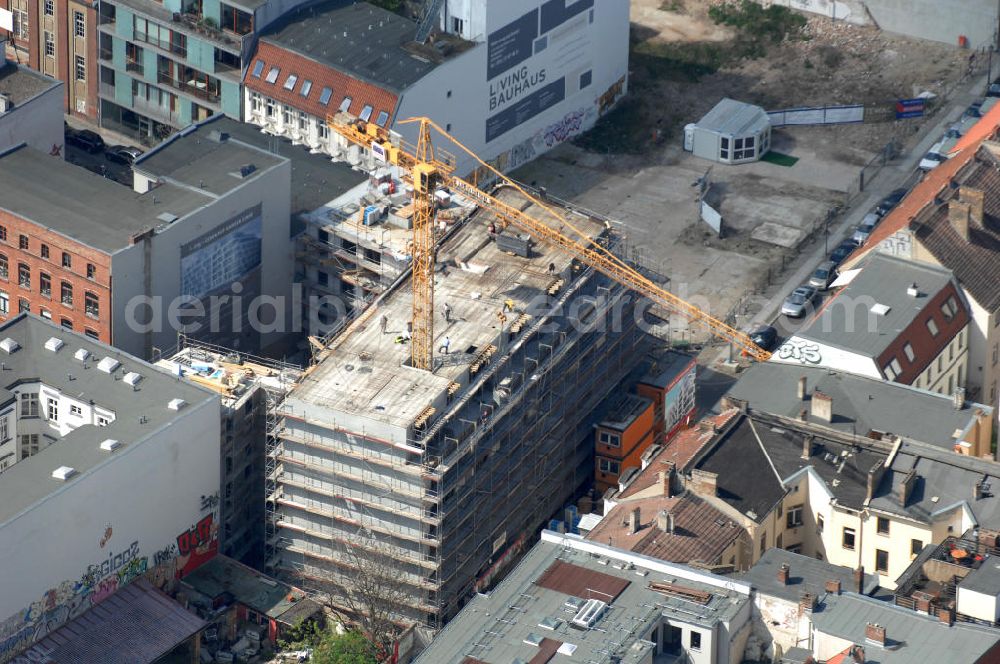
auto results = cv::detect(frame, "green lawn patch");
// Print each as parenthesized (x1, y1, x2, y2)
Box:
(761, 151, 799, 167)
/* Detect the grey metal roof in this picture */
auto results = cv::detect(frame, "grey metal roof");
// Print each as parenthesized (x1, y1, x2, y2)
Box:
(196, 116, 366, 219)
(869, 441, 1000, 529)
(724, 363, 992, 451)
(695, 98, 770, 136)
(0, 61, 61, 106)
(415, 535, 750, 664)
(23, 578, 205, 664)
(959, 558, 1000, 596)
(133, 120, 286, 198)
(811, 592, 1000, 663)
(638, 350, 694, 389)
(0, 314, 217, 525)
(0, 145, 210, 253)
(797, 253, 958, 357)
(739, 548, 879, 604)
(260, 0, 438, 93)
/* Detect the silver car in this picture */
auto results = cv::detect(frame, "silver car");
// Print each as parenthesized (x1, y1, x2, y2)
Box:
(852, 212, 880, 244)
(781, 285, 819, 318)
(809, 261, 837, 291)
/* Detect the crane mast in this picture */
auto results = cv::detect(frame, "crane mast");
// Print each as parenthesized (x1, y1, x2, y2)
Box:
(327, 115, 771, 365)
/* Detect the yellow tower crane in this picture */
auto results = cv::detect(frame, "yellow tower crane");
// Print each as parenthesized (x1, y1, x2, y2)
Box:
(327, 115, 771, 368)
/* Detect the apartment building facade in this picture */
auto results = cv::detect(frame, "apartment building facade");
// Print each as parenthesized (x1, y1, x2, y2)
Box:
(3, 0, 98, 121)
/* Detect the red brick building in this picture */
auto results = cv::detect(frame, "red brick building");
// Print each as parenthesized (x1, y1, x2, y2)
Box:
(3, 0, 98, 122)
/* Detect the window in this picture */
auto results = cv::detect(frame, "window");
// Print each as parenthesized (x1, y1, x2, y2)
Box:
(689, 631, 702, 651)
(283, 73, 298, 90)
(0, 416, 7, 442)
(44, 0, 53, 15)
(0, 226, 6, 241)
(17, 264, 29, 289)
(75, 55, 86, 81)
(883, 357, 902, 381)
(300, 80, 312, 97)
(251, 60, 265, 78)
(39, 309, 50, 319)
(786, 505, 803, 528)
(375, 110, 389, 126)
(61, 282, 73, 306)
(265, 98, 275, 118)
(84, 292, 99, 319)
(721, 137, 730, 149)
(317, 271, 329, 286)
(70, 404, 83, 417)
(86, 263, 95, 279)
(61, 318, 73, 330)
(47, 397, 58, 422)
(319, 124, 329, 140)
(598, 458, 620, 475)
(18, 235, 27, 250)
(85, 329, 99, 339)
(842, 527, 856, 550)
(580, 69, 592, 89)
(299, 111, 307, 130)
(18, 299, 28, 313)
(598, 431, 621, 447)
(74, 11, 85, 37)
(44, 31, 54, 57)
(41, 244, 49, 260)
(319, 87, 333, 105)
(20, 434, 39, 459)
(0, 292, 7, 315)
(877, 516, 890, 535)
(903, 342, 915, 363)
(339, 96, 352, 113)
(13, 9, 28, 40)
(760, 531, 766, 555)
(97, 415, 110, 427)
(911, 539, 923, 556)
(817, 513, 824, 533)
(265, 66, 280, 84)
(0, 255, 7, 280)
(39, 273, 50, 298)
(20, 392, 38, 417)
(875, 549, 889, 573)
(62, 252, 71, 268)
(359, 104, 373, 122)
(927, 317, 939, 337)
(451, 16, 464, 34)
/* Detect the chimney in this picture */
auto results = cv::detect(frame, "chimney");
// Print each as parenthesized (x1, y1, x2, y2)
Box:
(954, 386, 966, 410)
(800, 592, 816, 613)
(659, 464, 676, 497)
(865, 622, 886, 646)
(938, 606, 955, 626)
(811, 391, 833, 423)
(797, 375, 808, 400)
(900, 469, 917, 507)
(948, 199, 971, 242)
(906, 282, 920, 298)
(799, 408, 809, 422)
(690, 469, 718, 497)
(802, 435, 814, 460)
(960, 186, 985, 226)
(657, 509, 675, 534)
(975, 478, 988, 501)
(850, 645, 865, 664)
(825, 579, 842, 595)
(698, 417, 718, 434)
(866, 461, 886, 503)
(777, 563, 790, 585)
(629, 507, 641, 534)
(853, 566, 865, 593)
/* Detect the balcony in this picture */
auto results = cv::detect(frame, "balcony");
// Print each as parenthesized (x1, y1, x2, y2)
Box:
(156, 71, 221, 105)
(99, 47, 112, 62)
(99, 82, 115, 99)
(125, 60, 144, 76)
(131, 95, 181, 125)
(173, 11, 245, 51)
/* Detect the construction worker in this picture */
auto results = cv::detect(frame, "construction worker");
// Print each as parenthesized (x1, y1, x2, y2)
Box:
(503, 298, 515, 312)
(439, 336, 451, 354)
(380, 315, 388, 335)
(443, 303, 453, 323)
(405, 321, 413, 340)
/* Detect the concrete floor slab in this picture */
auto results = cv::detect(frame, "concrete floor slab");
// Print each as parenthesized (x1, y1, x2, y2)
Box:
(751, 222, 807, 248)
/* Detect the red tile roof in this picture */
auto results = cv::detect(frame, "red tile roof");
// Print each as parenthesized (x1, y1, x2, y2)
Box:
(245, 40, 398, 126)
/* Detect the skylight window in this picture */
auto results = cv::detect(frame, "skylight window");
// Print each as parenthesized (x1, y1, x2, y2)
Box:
(251, 60, 264, 78)
(283, 74, 298, 90)
(300, 80, 312, 97)
(359, 104, 373, 122)
(319, 87, 333, 105)
(339, 96, 352, 113)
(375, 110, 389, 126)
(265, 66, 280, 83)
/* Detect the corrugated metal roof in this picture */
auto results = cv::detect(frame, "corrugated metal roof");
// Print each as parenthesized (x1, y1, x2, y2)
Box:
(22, 579, 204, 664)
(695, 98, 770, 136)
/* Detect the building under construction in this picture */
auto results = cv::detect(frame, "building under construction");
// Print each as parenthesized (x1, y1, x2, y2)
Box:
(267, 186, 650, 627)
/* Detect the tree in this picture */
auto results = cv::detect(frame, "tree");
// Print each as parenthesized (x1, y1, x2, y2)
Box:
(313, 630, 378, 664)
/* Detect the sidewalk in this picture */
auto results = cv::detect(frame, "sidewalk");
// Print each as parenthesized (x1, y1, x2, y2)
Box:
(751, 73, 989, 322)
(64, 114, 143, 150)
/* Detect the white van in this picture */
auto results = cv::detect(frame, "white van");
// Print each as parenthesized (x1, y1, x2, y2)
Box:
(919, 141, 948, 171)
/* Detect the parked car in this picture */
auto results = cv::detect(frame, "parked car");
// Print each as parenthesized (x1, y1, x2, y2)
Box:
(988, 83, 1000, 98)
(963, 101, 983, 119)
(852, 212, 881, 244)
(809, 261, 838, 290)
(749, 325, 778, 351)
(66, 129, 104, 153)
(875, 188, 908, 216)
(829, 239, 859, 265)
(104, 145, 143, 165)
(781, 285, 819, 318)
(919, 142, 948, 171)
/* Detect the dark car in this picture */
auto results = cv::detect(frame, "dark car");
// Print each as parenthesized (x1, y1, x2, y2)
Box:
(105, 145, 144, 165)
(749, 326, 778, 351)
(829, 239, 859, 265)
(963, 102, 983, 119)
(875, 188, 908, 216)
(67, 129, 105, 153)
(988, 83, 1000, 98)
